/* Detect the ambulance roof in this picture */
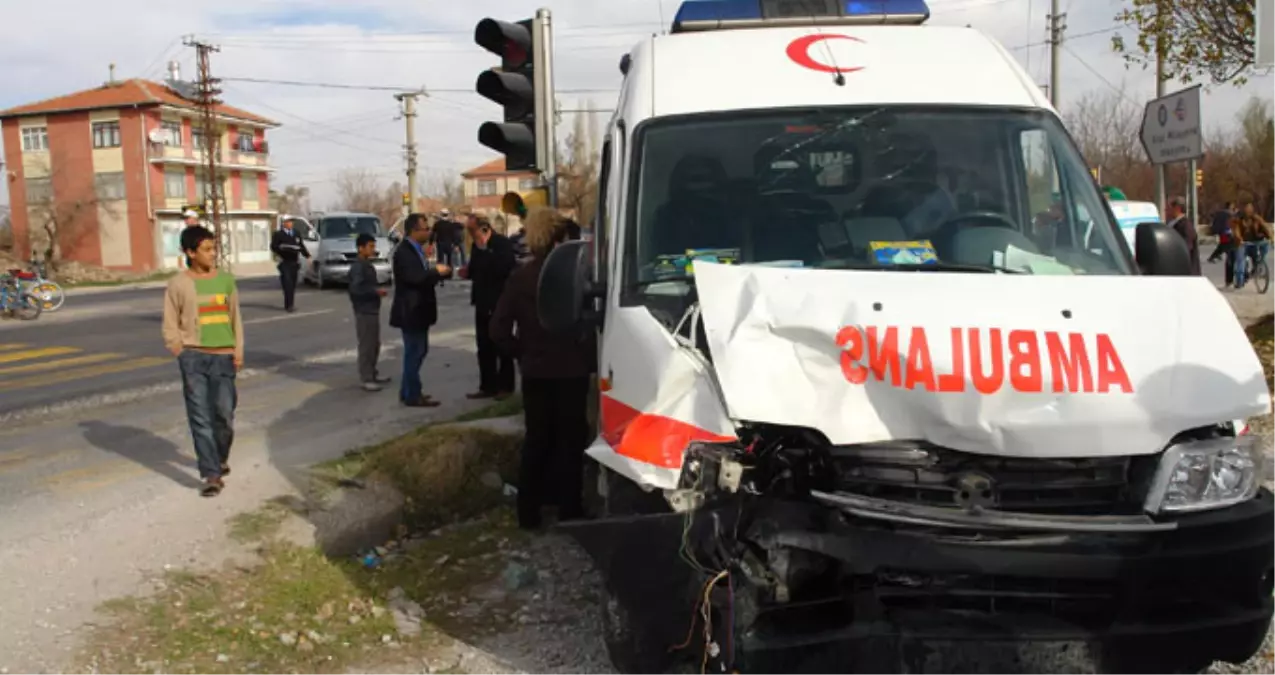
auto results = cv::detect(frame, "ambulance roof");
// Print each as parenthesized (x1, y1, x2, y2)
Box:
(627, 25, 1051, 120)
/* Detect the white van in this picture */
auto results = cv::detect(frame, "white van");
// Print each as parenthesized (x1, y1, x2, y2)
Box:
(537, 1, 1273, 672)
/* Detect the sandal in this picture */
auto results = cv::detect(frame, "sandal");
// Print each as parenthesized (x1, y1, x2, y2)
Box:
(200, 477, 224, 497)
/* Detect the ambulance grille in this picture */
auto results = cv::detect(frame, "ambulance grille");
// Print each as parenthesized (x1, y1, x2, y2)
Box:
(829, 445, 1137, 516)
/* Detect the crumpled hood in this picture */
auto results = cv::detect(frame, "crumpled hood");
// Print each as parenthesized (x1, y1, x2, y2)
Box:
(692, 261, 1270, 458)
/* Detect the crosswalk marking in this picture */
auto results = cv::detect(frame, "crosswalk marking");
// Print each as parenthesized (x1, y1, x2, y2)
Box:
(0, 352, 121, 377)
(0, 357, 172, 392)
(0, 346, 79, 364)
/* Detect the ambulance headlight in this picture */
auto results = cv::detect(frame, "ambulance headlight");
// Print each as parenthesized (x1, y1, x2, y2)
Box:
(1144, 436, 1264, 514)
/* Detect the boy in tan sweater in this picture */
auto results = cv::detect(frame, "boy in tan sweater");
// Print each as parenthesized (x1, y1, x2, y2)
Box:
(162, 225, 244, 497)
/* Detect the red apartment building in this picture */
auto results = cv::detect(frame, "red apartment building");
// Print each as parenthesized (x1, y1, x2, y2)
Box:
(0, 66, 279, 273)
(462, 158, 539, 213)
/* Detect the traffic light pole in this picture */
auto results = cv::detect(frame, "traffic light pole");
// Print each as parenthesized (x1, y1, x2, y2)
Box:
(534, 8, 558, 208)
(1188, 157, 1199, 229)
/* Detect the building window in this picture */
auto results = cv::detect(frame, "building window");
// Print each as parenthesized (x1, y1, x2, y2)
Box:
(94, 172, 127, 201)
(194, 172, 208, 200)
(25, 177, 52, 203)
(236, 132, 257, 153)
(477, 180, 497, 196)
(241, 173, 259, 202)
(161, 121, 183, 147)
(192, 128, 206, 151)
(165, 170, 187, 199)
(20, 127, 49, 152)
(518, 177, 538, 191)
(92, 121, 121, 149)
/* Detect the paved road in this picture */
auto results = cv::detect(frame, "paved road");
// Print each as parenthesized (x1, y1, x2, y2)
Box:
(0, 276, 474, 420)
(0, 276, 486, 672)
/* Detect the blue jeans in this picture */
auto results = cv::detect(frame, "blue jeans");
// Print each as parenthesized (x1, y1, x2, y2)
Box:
(177, 351, 237, 480)
(1235, 241, 1270, 287)
(399, 330, 430, 403)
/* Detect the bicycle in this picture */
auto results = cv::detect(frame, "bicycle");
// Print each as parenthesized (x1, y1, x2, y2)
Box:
(1246, 247, 1270, 295)
(18, 261, 65, 312)
(0, 271, 43, 321)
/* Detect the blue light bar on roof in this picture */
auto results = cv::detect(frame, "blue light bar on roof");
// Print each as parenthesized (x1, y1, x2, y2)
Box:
(671, 0, 930, 33)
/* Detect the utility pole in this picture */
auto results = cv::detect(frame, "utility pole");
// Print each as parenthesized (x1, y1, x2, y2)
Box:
(1046, 0, 1066, 109)
(395, 91, 423, 217)
(1153, 0, 1167, 218)
(534, 7, 558, 208)
(184, 36, 229, 268)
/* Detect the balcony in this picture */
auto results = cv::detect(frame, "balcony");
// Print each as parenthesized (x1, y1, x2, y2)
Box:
(147, 141, 274, 173)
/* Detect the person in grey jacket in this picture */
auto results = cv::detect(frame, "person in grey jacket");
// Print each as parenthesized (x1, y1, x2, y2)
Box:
(349, 233, 391, 391)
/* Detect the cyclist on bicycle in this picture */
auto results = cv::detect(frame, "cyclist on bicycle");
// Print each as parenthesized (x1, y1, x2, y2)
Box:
(1232, 201, 1272, 289)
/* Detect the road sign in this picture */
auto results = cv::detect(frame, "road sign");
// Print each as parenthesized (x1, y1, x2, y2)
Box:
(1259, 0, 1273, 68)
(1139, 85, 1203, 165)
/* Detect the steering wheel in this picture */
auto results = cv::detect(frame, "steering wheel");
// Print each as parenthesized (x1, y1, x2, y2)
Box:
(939, 210, 1019, 231)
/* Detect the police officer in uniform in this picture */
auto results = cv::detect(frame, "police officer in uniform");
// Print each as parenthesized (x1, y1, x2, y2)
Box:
(270, 217, 311, 312)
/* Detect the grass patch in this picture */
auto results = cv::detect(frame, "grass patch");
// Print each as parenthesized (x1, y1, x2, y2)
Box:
(1247, 313, 1274, 396)
(82, 544, 400, 674)
(227, 502, 291, 544)
(453, 393, 524, 422)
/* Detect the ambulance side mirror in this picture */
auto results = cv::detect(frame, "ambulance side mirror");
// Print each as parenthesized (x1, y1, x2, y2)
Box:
(1135, 222, 1192, 276)
(538, 240, 602, 334)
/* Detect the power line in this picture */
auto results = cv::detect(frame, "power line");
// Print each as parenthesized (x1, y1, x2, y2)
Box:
(1008, 25, 1116, 51)
(200, 21, 661, 41)
(1063, 44, 1139, 104)
(221, 76, 618, 95)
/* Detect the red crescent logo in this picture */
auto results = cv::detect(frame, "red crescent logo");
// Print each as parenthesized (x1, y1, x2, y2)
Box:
(786, 34, 865, 74)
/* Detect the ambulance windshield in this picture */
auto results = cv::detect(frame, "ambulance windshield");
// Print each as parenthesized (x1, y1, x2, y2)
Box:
(626, 107, 1133, 291)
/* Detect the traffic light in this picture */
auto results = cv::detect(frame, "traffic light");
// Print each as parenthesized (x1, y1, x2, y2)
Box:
(402, 192, 411, 207)
(1195, 168, 1204, 187)
(475, 17, 539, 171)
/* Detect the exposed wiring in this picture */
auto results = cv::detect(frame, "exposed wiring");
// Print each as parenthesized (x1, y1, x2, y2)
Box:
(700, 569, 729, 674)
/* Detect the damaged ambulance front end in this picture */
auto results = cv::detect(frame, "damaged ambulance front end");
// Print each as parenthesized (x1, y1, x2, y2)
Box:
(549, 254, 1273, 674)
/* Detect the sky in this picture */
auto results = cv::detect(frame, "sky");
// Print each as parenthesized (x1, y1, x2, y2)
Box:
(0, 0, 1270, 208)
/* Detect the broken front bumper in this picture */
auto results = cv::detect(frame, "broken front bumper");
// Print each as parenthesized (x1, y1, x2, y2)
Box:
(742, 490, 1274, 670)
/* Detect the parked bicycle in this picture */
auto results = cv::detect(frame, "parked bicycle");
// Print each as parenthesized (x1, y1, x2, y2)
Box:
(20, 255, 65, 311)
(0, 271, 42, 320)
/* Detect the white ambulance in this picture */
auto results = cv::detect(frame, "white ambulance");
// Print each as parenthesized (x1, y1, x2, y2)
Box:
(538, 1, 1273, 672)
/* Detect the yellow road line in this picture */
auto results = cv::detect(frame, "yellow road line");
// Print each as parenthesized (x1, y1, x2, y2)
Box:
(0, 346, 80, 364)
(0, 357, 172, 392)
(0, 352, 120, 377)
(0, 343, 29, 351)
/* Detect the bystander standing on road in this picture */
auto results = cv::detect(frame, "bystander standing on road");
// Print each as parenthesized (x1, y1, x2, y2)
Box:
(1167, 196, 1201, 276)
(161, 225, 244, 497)
(460, 214, 517, 400)
(270, 217, 310, 313)
(490, 207, 596, 529)
(349, 233, 392, 392)
(390, 213, 451, 408)
(1207, 201, 1236, 272)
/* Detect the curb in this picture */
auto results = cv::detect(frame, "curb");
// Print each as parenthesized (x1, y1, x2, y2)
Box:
(67, 271, 278, 296)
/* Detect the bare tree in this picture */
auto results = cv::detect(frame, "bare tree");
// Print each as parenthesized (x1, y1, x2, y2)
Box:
(556, 104, 601, 226)
(332, 169, 403, 226)
(24, 154, 115, 271)
(422, 172, 466, 211)
(1063, 88, 1154, 198)
(270, 184, 311, 215)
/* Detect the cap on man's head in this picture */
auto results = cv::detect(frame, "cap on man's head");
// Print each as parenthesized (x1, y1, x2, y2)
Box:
(182, 209, 199, 219)
(1170, 196, 1187, 210)
(440, 208, 451, 217)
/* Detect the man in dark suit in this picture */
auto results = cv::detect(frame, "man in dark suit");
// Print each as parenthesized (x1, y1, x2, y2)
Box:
(389, 213, 452, 408)
(270, 218, 311, 312)
(460, 214, 517, 400)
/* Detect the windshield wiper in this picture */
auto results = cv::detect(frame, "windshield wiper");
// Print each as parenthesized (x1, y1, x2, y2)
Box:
(821, 260, 1023, 274)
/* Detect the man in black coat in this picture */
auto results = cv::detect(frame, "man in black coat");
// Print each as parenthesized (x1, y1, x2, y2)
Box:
(389, 213, 452, 408)
(461, 213, 517, 400)
(270, 217, 311, 312)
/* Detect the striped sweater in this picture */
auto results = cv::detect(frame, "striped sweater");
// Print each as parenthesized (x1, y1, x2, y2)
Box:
(162, 270, 244, 362)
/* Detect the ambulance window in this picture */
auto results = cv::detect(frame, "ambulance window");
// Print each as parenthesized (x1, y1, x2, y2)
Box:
(595, 138, 613, 285)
